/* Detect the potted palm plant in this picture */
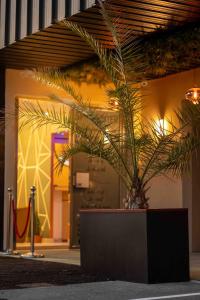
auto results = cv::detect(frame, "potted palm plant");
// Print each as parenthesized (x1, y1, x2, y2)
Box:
(17, 1, 200, 283)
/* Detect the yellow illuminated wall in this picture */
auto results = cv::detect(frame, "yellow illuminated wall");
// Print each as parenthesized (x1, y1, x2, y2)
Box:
(17, 98, 69, 237)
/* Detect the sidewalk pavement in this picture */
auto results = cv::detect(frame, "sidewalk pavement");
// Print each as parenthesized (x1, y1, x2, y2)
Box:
(1, 280, 200, 300)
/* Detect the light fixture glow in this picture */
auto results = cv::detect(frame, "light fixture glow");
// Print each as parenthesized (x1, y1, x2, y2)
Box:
(185, 87, 200, 104)
(104, 129, 109, 144)
(155, 119, 168, 136)
(109, 97, 119, 110)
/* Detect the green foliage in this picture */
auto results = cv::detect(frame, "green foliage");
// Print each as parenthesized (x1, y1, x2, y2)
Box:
(60, 22, 200, 85)
(18, 1, 200, 208)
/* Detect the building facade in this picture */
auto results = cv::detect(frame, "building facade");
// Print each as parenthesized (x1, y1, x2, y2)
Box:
(1, 0, 200, 251)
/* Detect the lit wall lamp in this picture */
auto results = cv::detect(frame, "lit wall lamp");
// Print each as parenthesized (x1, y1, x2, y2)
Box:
(155, 118, 168, 136)
(185, 87, 200, 104)
(185, 69, 200, 104)
(104, 129, 110, 144)
(109, 97, 119, 110)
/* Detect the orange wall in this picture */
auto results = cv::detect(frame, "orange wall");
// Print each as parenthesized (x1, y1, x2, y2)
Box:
(4, 67, 200, 218)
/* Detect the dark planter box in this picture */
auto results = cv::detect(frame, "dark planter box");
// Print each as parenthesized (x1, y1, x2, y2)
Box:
(80, 209, 189, 283)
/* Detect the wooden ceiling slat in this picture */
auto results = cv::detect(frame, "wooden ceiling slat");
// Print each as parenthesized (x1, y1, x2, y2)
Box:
(91, 5, 186, 23)
(107, 0, 199, 18)
(45, 25, 112, 39)
(54, 22, 111, 36)
(4, 47, 90, 60)
(1, 52, 76, 62)
(0, 61, 62, 68)
(77, 10, 169, 27)
(35, 31, 91, 43)
(132, 0, 200, 12)
(36, 29, 113, 43)
(0, 56, 72, 66)
(25, 34, 90, 47)
(26, 33, 113, 47)
(107, 0, 200, 16)
(14, 40, 94, 54)
(162, 0, 200, 9)
(71, 15, 154, 31)
(7, 43, 93, 56)
(1, 53, 79, 64)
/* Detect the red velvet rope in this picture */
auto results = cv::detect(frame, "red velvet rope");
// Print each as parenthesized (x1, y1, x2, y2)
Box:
(12, 197, 31, 239)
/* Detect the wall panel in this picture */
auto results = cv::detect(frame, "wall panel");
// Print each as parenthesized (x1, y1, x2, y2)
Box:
(0, 0, 6, 48)
(1, 0, 95, 49)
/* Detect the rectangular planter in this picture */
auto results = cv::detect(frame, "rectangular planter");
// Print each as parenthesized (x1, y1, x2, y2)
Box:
(80, 209, 189, 283)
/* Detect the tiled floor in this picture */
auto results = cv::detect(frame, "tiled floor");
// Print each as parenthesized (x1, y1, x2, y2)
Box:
(34, 248, 80, 265)
(16, 242, 69, 250)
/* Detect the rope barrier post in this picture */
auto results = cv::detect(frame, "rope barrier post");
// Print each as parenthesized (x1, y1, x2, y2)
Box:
(3, 187, 12, 255)
(30, 186, 36, 256)
(21, 186, 44, 259)
(2, 188, 20, 256)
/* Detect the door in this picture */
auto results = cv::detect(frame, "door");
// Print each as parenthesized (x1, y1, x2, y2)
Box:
(51, 132, 70, 243)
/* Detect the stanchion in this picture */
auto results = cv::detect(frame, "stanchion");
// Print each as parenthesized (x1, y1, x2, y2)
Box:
(21, 186, 44, 258)
(2, 188, 20, 256)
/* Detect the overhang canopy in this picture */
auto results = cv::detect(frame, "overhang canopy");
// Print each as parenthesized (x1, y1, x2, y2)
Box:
(1, 0, 200, 69)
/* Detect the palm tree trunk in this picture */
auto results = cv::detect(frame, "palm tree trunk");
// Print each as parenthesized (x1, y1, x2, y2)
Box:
(124, 180, 149, 209)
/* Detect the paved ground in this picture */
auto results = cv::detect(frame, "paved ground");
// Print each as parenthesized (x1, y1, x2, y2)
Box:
(1, 281, 200, 300)
(0, 256, 106, 290)
(1, 251, 200, 300)
(20, 248, 80, 265)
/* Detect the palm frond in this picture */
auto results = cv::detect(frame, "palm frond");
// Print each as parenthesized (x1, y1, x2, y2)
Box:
(15, 1, 200, 209)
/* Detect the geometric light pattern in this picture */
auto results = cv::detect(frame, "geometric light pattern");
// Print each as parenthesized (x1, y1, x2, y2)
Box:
(17, 98, 67, 237)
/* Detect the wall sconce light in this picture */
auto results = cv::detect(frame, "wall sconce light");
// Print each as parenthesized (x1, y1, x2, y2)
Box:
(109, 97, 119, 110)
(155, 118, 168, 136)
(185, 69, 200, 104)
(104, 129, 109, 144)
(185, 87, 200, 104)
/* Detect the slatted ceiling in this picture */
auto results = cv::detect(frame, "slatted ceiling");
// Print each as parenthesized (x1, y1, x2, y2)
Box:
(21, 36, 94, 52)
(11, 43, 93, 56)
(15, 40, 93, 54)
(54, 22, 112, 37)
(96, 5, 188, 23)
(3, 59, 68, 66)
(42, 27, 113, 42)
(70, 12, 154, 35)
(24, 34, 89, 46)
(27, 31, 113, 48)
(110, 0, 200, 15)
(47, 23, 112, 38)
(128, 0, 200, 11)
(4, 48, 91, 60)
(88, 5, 197, 27)
(1, 0, 200, 69)
(71, 13, 157, 31)
(2, 55, 76, 64)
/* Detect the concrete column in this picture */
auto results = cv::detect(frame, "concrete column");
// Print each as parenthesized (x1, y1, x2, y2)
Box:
(0, 68, 5, 251)
(3, 69, 18, 251)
